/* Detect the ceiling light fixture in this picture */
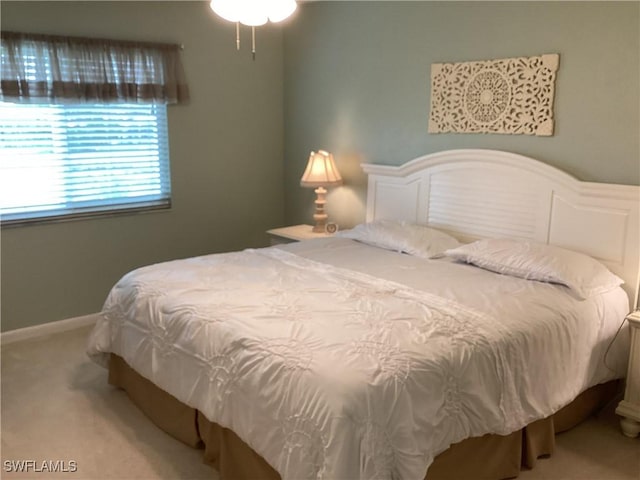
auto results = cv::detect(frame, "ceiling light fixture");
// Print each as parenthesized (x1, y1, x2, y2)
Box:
(210, 0, 297, 59)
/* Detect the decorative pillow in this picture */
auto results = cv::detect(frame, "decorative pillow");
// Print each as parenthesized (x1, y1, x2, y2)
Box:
(336, 220, 461, 259)
(444, 238, 623, 299)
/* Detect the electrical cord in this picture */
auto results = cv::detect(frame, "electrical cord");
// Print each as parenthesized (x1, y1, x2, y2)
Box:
(603, 309, 637, 373)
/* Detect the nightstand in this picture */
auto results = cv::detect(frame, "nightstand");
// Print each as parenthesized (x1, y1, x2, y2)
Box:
(266, 224, 332, 245)
(616, 311, 640, 438)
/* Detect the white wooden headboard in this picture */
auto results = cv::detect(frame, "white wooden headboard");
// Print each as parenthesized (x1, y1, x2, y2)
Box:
(362, 149, 640, 309)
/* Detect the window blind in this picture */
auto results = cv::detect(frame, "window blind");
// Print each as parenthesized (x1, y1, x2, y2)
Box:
(0, 102, 171, 224)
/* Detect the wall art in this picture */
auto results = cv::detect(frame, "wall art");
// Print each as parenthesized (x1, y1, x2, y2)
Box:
(428, 54, 559, 136)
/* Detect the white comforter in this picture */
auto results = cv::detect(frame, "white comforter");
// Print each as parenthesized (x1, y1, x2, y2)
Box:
(87, 239, 629, 480)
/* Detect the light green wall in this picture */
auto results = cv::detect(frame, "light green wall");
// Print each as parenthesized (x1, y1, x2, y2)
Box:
(3, 1, 640, 332)
(283, 1, 640, 229)
(1, 1, 285, 331)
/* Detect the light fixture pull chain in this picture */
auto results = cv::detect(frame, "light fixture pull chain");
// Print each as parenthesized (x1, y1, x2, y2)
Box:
(251, 26, 256, 60)
(236, 22, 240, 50)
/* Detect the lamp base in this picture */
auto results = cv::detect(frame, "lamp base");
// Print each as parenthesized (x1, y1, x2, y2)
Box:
(312, 222, 327, 233)
(311, 186, 328, 233)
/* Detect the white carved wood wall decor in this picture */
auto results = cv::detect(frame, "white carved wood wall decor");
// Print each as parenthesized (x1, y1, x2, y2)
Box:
(428, 54, 559, 136)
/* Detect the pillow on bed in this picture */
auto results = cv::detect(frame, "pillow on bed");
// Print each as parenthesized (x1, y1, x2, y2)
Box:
(444, 238, 623, 299)
(336, 220, 461, 259)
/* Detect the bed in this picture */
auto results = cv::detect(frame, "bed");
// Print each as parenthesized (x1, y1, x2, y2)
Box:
(87, 149, 640, 480)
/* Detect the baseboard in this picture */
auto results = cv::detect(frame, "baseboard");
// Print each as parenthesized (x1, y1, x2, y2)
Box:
(1, 313, 100, 346)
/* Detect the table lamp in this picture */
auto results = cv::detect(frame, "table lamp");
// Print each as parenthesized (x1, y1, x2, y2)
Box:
(300, 150, 342, 233)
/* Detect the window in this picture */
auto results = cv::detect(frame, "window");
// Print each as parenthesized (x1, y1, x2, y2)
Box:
(0, 31, 188, 225)
(0, 102, 171, 224)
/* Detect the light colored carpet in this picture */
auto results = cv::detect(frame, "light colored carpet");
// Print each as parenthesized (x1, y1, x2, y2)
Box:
(1, 325, 638, 480)
(1, 326, 213, 479)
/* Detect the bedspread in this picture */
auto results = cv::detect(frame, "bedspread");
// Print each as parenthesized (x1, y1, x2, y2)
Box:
(87, 246, 625, 479)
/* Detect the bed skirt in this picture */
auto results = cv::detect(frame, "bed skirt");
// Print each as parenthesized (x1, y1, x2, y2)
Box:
(108, 354, 618, 480)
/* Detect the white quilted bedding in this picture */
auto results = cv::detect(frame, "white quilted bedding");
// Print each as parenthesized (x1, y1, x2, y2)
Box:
(87, 238, 629, 480)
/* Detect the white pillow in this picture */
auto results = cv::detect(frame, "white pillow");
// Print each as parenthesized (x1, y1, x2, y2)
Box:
(336, 220, 461, 259)
(444, 238, 623, 299)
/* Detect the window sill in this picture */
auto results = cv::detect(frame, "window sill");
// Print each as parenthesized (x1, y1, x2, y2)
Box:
(1, 202, 171, 228)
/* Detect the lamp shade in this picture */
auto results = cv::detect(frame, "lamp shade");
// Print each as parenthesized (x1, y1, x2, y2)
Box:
(300, 150, 343, 188)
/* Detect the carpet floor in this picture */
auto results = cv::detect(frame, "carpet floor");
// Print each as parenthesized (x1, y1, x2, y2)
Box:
(1, 325, 638, 480)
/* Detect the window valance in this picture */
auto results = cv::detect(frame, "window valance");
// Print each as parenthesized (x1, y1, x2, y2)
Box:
(0, 31, 189, 104)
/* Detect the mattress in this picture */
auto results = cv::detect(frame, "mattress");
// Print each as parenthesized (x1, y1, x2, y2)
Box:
(87, 237, 630, 479)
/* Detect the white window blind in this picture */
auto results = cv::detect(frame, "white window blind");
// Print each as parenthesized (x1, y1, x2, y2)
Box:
(0, 102, 171, 224)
